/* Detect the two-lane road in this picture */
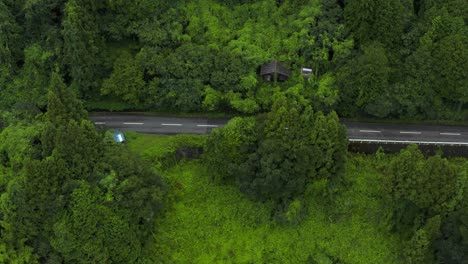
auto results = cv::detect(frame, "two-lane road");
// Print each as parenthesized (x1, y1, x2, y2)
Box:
(90, 113, 228, 135)
(89, 113, 468, 146)
(343, 122, 468, 145)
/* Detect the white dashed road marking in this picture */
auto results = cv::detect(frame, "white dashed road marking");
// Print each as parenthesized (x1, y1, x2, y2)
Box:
(123, 122, 144, 125)
(162, 123, 183, 126)
(197, 125, 218, 128)
(400, 131, 422, 134)
(94, 122, 106, 125)
(440, 133, 461, 136)
(349, 139, 468, 145)
(359, 130, 381, 133)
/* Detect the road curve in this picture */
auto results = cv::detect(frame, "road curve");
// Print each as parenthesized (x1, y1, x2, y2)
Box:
(89, 113, 468, 146)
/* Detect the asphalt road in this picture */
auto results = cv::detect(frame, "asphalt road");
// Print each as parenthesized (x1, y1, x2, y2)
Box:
(90, 113, 228, 135)
(89, 113, 468, 146)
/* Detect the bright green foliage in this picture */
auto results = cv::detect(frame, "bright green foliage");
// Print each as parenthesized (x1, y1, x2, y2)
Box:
(315, 73, 339, 109)
(149, 156, 401, 263)
(0, 0, 466, 119)
(202, 86, 223, 111)
(126, 132, 206, 167)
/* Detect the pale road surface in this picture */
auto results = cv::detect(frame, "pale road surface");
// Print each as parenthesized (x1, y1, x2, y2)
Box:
(89, 113, 468, 146)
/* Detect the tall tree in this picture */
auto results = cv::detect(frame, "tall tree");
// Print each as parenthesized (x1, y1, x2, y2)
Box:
(0, 0, 23, 109)
(435, 170, 468, 263)
(0, 67, 166, 262)
(45, 71, 86, 124)
(62, 0, 105, 96)
(344, 0, 408, 48)
(206, 95, 347, 205)
(383, 145, 465, 262)
(11, 44, 53, 111)
(432, 33, 467, 113)
(51, 182, 141, 263)
(336, 42, 394, 117)
(22, 0, 66, 46)
(101, 51, 145, 105)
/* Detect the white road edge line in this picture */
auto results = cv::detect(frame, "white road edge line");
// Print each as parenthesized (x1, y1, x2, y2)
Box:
(197, 124, 218, 128)
(400, 131, 422, 134)
(440, 133, 461, 136)
(123, 122, 144, 125)
(359, 130, 381, 133)
(94, 122, 106, 125)
(349, 139, 468, 145)
(161, 123, 183, 126)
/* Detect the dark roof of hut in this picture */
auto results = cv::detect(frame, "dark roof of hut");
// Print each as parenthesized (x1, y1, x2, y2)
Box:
(260, 60, 291, 77)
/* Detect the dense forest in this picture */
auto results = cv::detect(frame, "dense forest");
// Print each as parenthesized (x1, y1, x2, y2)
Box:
(0, 0, 466, 120)
(0, 72, 166, 262)
(0, 0, 467, 263)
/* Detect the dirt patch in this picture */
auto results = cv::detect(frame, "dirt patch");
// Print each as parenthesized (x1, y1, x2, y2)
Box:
(175, 147, 204, 160)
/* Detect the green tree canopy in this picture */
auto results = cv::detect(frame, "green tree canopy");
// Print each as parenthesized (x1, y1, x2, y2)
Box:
(205, 95, 347, 205)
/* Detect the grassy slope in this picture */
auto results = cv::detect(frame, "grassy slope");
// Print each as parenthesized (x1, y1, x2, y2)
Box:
(127, 133, 401, 263)
(125, 131, 206, 170)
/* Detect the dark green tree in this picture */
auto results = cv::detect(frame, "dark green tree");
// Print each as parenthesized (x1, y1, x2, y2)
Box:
(432, 33, 467, 113)
(51, 182, 141, 263)
(45, 71, 86, 124)
(0, 0, 23, 110)
(22, 0, 66, 47)
(11, 44, 53, 111)
(204, 116, 258, 180)
(383, 145, 466, 262)
(384, 145, 460, 246)
(1, 66, 166, 262)
(206, 95, 347, 205)
(101, 51, 145, 105)
(62, 0, 105, 96)
(344, 0, 408, 48)
(336, 42, 394, 117)
(435, 194, 468, 263)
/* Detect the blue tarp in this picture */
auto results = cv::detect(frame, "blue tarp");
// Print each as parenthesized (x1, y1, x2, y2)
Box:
(112, 131, 125, 143)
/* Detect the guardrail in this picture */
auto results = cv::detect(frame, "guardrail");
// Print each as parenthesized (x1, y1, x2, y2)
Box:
(348, 139, 468, 146)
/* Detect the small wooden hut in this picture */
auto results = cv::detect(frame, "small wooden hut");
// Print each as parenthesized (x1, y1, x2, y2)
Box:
(260, 60, 291, 82)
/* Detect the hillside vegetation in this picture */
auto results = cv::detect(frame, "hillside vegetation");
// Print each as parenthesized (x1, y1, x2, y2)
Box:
(126, 132, 468, 263)
(0, 0, 467, 263)
(1, 0, 467, 120)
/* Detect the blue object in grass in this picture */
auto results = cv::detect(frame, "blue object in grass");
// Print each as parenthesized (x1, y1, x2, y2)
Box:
(112, 130, 125, 143)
